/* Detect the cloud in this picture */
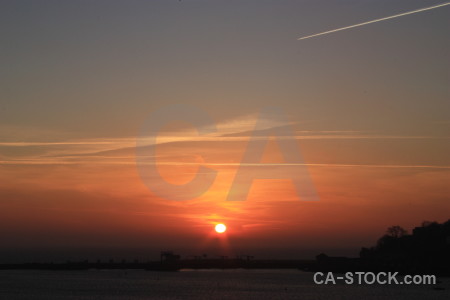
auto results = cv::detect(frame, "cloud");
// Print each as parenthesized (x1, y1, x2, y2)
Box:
(1, 133, 448, 167)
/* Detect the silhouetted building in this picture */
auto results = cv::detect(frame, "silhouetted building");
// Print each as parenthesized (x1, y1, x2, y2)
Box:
(160, 251, 180, 263)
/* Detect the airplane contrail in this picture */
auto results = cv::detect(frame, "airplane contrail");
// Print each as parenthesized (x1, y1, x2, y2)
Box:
(298, 2, 450, 40)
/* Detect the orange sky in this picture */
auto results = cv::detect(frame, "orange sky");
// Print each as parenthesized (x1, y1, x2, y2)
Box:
(1, 121, 449, 260)
(0, 0, 449, 261)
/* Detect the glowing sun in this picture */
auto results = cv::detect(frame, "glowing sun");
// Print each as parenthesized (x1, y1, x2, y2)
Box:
(215, 223, 227, 233)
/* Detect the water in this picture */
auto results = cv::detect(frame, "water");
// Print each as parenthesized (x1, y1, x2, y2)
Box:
(0, 269, 448, 299)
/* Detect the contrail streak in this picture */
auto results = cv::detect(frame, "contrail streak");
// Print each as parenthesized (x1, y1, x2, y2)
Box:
(298, 2, 450, 40)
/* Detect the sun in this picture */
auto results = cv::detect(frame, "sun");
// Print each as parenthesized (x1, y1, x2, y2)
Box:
(215, 223, 227, 233)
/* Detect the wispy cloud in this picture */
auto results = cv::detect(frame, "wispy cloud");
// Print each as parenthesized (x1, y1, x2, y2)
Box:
(1, 134, 446, 148)
(2, 158, 450, 170)
(1, 113, 449, 167)
(1, 132, 448, 165)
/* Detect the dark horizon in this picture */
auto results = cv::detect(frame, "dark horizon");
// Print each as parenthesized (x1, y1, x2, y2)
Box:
(2, 218, 448, 267)
(0, 246, 358, 264)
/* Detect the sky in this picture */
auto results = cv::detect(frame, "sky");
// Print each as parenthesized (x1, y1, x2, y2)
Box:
(0, 0, 449, 262)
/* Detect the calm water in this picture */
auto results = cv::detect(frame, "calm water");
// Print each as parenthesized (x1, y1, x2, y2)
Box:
(0, 269, 448, 300)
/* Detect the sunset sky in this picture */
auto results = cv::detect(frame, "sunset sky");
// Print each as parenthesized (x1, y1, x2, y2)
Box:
(0, 0, 449, 262)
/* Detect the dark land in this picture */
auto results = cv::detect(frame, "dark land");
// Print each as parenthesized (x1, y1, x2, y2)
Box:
(1, 219, 449, 276)
(0, 258, 315, 272)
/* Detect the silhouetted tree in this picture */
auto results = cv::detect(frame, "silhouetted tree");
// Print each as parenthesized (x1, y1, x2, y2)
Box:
(421, 220, 438, 227)
(359, 219, 450, 275)
(386, 225, 408, 238)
